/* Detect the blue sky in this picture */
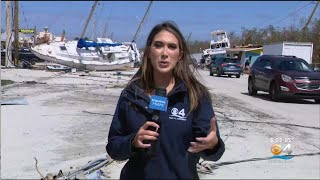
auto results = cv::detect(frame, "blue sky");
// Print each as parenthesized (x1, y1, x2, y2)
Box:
(1, 1, 319, 48)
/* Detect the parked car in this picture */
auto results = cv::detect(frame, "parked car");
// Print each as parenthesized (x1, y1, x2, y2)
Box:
(209, 56, 243, 78)
(248, 55, 320, 103)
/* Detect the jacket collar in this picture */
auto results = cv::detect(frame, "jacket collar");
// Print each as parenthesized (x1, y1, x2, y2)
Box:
(125, 78, 187, 101)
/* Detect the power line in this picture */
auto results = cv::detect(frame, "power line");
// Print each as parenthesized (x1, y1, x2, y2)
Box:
(20, 3, 29, 28)
(260, 1, 314, 28)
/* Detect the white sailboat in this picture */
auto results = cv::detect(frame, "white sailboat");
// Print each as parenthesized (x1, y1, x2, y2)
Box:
(31, 37, 140, 71)
(31, 1, 146, 71)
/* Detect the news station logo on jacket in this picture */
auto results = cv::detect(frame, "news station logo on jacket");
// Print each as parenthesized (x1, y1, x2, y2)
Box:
(169, 108, 187, 121)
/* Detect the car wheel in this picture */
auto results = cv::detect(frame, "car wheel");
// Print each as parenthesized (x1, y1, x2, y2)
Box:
(228, 74, 232, 77)
(248, 78, 257, 96)
(217, 69, 221, 77)
(209, 68, 213, 76)
(269, 82, 279, 101)
(315, 99, 320, 104)
(236, 74, 240, 78)
(31, 58, 38, 62)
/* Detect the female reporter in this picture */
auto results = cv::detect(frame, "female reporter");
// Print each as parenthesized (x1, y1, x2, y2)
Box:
(106, 21, 225, 179)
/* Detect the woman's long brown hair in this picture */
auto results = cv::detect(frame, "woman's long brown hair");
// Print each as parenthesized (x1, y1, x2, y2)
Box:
(128, 21, 211, 113)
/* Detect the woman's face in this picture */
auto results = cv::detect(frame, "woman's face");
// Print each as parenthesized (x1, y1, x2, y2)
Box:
(148, 30, 181, 75)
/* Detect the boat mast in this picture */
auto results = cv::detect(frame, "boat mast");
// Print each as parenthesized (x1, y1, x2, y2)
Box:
(131, 1, 153, 43)
(91, 14, 96, 40)
(80, 0, 99, 39)
(186, 32, 192, 42)
(5, 1, 14, 67)
(102, 8, 112, 38)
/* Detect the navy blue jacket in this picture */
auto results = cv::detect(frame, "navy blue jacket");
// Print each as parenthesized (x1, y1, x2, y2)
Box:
(106, 79, 225, 179)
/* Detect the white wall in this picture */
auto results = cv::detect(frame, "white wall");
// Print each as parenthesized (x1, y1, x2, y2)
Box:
(263, 43, 283, 55)
(282, 43, 313, 64)
(263, 42, 313, 64)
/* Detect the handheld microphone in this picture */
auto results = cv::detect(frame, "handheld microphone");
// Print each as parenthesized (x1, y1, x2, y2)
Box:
(146, 87, 167, 157)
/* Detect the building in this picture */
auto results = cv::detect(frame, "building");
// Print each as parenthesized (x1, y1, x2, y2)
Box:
(226, 46, 263, 66)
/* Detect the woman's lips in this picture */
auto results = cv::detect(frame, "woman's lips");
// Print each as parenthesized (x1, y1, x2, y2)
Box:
(159, 61, 169, 67)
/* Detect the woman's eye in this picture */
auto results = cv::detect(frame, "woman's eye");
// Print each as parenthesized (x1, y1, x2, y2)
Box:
(153, 43, 162, 48)
(168, 44, 177, 50)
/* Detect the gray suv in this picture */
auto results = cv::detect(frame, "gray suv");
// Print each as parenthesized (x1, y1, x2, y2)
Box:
(209, 57, 243, 78)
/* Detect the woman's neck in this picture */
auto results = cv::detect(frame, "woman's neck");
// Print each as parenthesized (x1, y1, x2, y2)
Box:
(153, 72, 175, 95)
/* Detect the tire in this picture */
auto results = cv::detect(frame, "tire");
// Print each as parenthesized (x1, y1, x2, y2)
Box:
(248, 78, 257, 96)
(236, 74, 240, 78)
(31, 58, 38, 62)
(217, 69, 221, 77)
(228, 74, 232, 77)
(269, 82, 279, 101)
(315, 99, 320, 104)
(209, 68, 213, 76)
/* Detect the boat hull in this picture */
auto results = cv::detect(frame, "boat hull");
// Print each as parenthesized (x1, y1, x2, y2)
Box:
(31, 41, 136, 71)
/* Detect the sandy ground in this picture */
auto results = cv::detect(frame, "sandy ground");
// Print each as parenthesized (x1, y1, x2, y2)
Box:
(1, 67, 320, 179)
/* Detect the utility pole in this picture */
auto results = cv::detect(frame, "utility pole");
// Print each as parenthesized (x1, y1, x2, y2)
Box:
(14, 0, 19, 66)
(300, 1, 319, 41)
(5, 1, 14, 67)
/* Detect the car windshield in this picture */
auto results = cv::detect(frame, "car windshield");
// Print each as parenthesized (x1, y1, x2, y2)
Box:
(223, 58, 240, 64)
(275, 59, 313, 72)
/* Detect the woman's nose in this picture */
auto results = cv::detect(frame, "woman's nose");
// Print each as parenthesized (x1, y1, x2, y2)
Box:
(160, 46, 168, 58)
(161, 54, 168, 59)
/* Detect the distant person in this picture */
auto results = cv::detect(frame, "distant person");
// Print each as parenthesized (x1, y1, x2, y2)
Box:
(245, 57, 251, 73)
(201, 56, 205, 64)
(106, 21, 225, 179)
(245, 59, 249, 67)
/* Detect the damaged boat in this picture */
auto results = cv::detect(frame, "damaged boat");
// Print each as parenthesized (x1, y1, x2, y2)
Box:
(31, 0, 141, 71)
(31, 37, 141, 71)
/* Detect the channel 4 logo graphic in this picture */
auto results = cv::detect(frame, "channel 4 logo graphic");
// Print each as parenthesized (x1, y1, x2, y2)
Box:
(271, 143, 293, 160)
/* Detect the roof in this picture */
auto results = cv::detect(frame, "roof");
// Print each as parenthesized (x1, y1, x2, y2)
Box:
(260, 55, 301, 61)
(226, 47, 263, 52)
(211, 30, 226, 35)
(263, 41, 313, 46)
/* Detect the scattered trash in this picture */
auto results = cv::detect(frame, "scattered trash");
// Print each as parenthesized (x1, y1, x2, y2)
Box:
(85, 170, 106, 179)
(197, 162, 214, 174)
(34, 156, 113, 180)
(25, 80, 38, 84)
